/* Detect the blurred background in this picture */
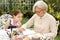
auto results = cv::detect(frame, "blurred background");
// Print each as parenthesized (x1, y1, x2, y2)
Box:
(0, 0, 60, 40)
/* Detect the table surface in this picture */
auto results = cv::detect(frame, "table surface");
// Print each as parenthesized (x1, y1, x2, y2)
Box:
(0, 29, 53, 40)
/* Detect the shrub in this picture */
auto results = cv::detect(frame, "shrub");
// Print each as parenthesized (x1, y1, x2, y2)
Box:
(24, 11, 34, 18)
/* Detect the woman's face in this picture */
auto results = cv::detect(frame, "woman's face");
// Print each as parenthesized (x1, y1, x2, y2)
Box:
(35, 7, 45, 17)
(13, 13, 23, 22)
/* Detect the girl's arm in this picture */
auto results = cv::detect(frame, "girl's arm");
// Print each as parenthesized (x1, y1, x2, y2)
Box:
(5, 20, 10, 30)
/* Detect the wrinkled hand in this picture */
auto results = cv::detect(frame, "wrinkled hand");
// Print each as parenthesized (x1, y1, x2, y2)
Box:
(34, 29, 40, 33)
(18, 28, 25, 33)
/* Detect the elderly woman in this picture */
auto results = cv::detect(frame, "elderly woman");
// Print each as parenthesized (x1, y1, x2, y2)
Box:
(20, 1, 57, 40)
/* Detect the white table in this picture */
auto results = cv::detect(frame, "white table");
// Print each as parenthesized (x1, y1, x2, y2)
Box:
(0, 29, 53, 40)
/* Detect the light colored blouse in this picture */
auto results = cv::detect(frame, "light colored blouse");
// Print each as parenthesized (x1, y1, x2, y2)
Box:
(21, 12, 57, 38)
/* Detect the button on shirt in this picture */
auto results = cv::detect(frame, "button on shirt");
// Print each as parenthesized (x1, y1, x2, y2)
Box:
(21, 12, 57, 38)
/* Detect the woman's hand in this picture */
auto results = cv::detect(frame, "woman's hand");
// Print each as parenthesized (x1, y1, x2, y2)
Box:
(34, 29, 40, 33)
(18, 28, 25, 33)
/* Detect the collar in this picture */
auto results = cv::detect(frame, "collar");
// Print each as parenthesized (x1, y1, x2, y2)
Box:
(36, 12, 47, 19)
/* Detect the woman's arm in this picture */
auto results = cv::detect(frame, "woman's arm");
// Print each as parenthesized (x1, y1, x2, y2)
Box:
(43, 17, 58, 38)
(18, 14, 36, 32)
(21, 14, 36, 29)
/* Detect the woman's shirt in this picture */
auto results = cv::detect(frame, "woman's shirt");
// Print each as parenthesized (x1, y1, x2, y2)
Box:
(21, 12, 57, 38)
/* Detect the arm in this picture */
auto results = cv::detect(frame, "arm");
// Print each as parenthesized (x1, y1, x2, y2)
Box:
(18, 22, 22, 28)
(5, 20, 10, 29)
(18, 14, 36, 32)
(43, 17, 58, 38)
(21, 14, 36, 29)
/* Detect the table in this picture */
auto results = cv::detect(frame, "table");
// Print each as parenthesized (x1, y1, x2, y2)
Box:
(0, 29, 53, 40)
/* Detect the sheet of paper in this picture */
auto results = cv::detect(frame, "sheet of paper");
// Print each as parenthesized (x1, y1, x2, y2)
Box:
(23, 29, 36, 35)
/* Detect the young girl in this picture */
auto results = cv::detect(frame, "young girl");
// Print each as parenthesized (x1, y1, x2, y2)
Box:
(5, 10, 23, 29)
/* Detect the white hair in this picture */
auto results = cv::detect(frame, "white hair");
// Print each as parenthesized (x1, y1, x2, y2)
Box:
(33, 0, 48, 12)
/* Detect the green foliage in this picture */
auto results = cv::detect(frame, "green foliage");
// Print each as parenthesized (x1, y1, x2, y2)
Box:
(55, 35, 60, 40)
(44, 0, 60, 20)
(54, 12, 60, 20)
(21, 17, 29, 24)
(24, 11, 34, 18)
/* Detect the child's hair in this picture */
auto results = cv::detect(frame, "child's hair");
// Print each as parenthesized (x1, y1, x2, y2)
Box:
(13, 10, 22, 16)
